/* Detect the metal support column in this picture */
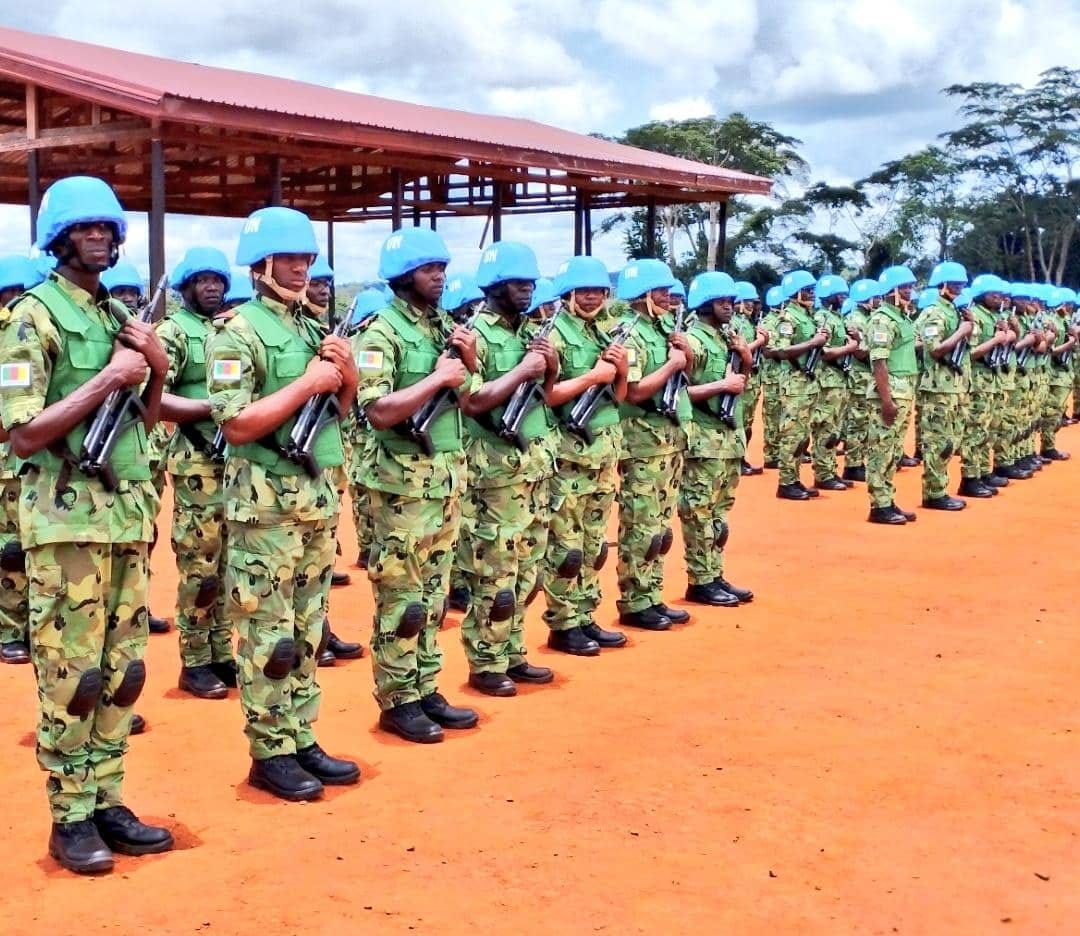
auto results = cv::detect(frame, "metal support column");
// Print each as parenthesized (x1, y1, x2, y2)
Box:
(149, 137, 166, 307)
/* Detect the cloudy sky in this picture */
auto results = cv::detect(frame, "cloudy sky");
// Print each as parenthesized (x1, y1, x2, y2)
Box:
(1, 0, 1077, 281)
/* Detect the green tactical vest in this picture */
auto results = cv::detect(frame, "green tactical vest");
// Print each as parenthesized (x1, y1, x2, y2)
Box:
(228, 300, 345, 474)
(553, 312, 621, 433)
(847, 309, 871, 375)
(688, 322, 739, 430)
(879, 303, 918, 376)
(471, 313, 552, 445)
(26, 277, 149, 481)
(169, 307, 217, 442)
(618, 314, 693, 424)
(783, 303, 817, 372)
(372, 302, 463, 455)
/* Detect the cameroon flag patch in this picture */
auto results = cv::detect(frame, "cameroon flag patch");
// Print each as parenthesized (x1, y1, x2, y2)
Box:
(213, 359, 243, 382)
(356, 349, 384, 370)
(0, 363, 31, 388)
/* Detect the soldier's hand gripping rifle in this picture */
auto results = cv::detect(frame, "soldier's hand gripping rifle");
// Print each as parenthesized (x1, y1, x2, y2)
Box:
(283, 297, 358, 478)
(78, 274, 169, 491)
(658, 308, 693, 423)
(564, 313, 641, 445)
(802, 319, 826, 379)
(401, 306, 483, 457)
(947, 308, 972, 374)
(714, 326, 743, 430)
(498, 312, 560, 452)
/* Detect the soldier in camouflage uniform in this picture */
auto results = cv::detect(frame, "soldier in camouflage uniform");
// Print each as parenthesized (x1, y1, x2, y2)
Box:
(679, 272, 753, 608)
(865, 266, 920, 524)
(451, 243, 557, 696)
(354, 228, 481, 744)
(0, 176, 174, 873)
(841, 279, 883, 483)
(207, 206, 359, 800)
(758, 286, 784, 468)
(1013, 291, 1050, 473)
(732, 282, 767, 475)
(915, 263, 975, 509)
(157, 247, 235, 700)
(0, 257, 30, 664)
(810, 275, 859, 491)
(768, 270, 829, 500)
(993, 284, 1035, 480)
(615, 259, 692, 631)
(1040, 289, 1076, 460)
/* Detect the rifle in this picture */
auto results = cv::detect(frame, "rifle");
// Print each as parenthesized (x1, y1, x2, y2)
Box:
(714, 325, 743, 429)
(282, 297, 358, 478)
(497, 312, 560, 452)
(986, 303, 1012, 371)
(659, 309, 695, 423)
(78, 274, 169, 491)
(564, 313, 641, 445)
(395, 306, 483, 457)
(946, 309, 970, 375)
(1015, 311, 1044, 376)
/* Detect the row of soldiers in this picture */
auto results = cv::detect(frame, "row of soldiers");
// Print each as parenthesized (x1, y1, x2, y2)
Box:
(742, 264, 1076, 522)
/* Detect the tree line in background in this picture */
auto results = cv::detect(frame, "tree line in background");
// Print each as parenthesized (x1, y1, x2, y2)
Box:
(601, 67, 1080, 291)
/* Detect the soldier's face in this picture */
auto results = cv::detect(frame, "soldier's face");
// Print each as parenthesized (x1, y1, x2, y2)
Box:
(413, 262, 447, 306)
(942, 282, 965, 300)
(0, 286, 22, 306)
(795, 288, 814, 307)
(270, 254, 313, 293)
(110, 286, 141, 311)
(193, 272, 225, 314)
(571, 287, 607, 315)
(983, 292, 1004, 311)
(307, 278, 332, 307)
(648, 287, 671, 312)
(68, 221, 114, 272)
(504, 279, 535, 314)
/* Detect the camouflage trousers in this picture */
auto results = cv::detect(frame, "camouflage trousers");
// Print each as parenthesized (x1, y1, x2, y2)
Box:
(460, 477, 547, 674)
(169, 472, 231, 668)
(0, 477, 28, 645)
(810, 384, 848, 482)
(225, 519, 334, 760)
(761, 381, 782, 463)
(28, 541, 149, 823)
(1026, 373, 1049, 456)
(742, 374, 762, 453)
(918, 391, 964, 498)
(997, 378, 1027, 464)
(616, 450, 683, 614)
(777, 376, 817, 485)
(368, 489, 461, 710)
(961, 383, 998, 479)
(677, 456, 740, 585)
(843, 380, 873, 469)
(349, 479, 374, 567)
(1041, 380, 1072, 450)
(543, 457, 618, 632)
(867, 396, 913, 509)
(1073, 366, 1080, 416)
(450, 463, 481, 601)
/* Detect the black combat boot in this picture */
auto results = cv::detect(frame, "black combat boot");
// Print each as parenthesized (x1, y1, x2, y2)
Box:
(507, 662, 555, 683)
(684, 583, 739, 607)
(580, 622, 627, 648)
(468, 671, 517, 697)
(295, 744, 360, 785)
(776, 482, 810, 501)
(378, 701, 443, 743)
(868, 506, 906, 525)
(619, 607, 673, 630)
(420, 692, 479, 729)
(49, 819, 114, 874)
(210, 658, 239, 688)
(842, 465, 866, 482)
(327, 633, 365, 659)
(248, 755, 324, 801)
(922, 495, 967, 510)
(178, 665, 229, 700)
(957, 477, 993, 498)
(93, 806, 174, 856)
(716, 578, 754, 603)
(548, 627, 601, 656)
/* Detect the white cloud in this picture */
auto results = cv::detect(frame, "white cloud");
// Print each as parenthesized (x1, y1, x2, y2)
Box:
(648, 96, 713, 122)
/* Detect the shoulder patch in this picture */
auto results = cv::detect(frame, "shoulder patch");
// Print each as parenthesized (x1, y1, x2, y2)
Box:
(625, 347, 639, 366)
(923, 325, 941, 339)
(0, 362, 31, 388)
(779, 322, 795, 336)
(872, 330, 889, 343)
(212, 359, 243, 382)
(212, 310, 237, 329)
(356, 349, 385, 370)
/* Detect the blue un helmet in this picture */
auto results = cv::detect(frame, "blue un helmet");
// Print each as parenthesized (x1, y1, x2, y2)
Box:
(101, 260, 144, 294)
(554, 256, 610, 296)
(308, 255, 334, 283)
(35, 175, 128, 257)
(928, 261, 969, 288)
(378, 228, 451, 281)
(350, 289, 388, 328)
(917, 287, 938, 311)
(236, 206, 318, 267)
(735, 281, 759, 304)
(670, 279, 686, 301)
(687, 271, 738, 311)
(616, 258, 676, 301)
(765, 285, 783, 310)
(0, 255, 32, 294)
(171, 246, 232, 292)
(850, 278, 882, 305)
(879, 265, 917, 294)
(969, 274, 1009, 300)
(780, 269, 816, 301)
(1009, 282, 1037, 300)
(223, 272, 253, 307)
(527, 277, 558, 316)
(441, 272, 484, 312)
(954, 289, 973, 310)
(841, 297, 855, 316)
(25, 254, 56, 287)
(1049, 286, 1078, 309)
(476, 241, 540, 289)
(815, 274, 849, 302)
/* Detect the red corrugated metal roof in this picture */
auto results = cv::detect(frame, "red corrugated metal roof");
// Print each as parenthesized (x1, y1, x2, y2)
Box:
(0, 26, 771, 196)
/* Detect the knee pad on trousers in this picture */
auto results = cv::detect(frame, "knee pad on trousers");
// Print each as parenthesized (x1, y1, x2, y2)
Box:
(794, 437, 810, 459)
(593, 542, 609, 571)
(659, 527, 674, 556)
(263, 638, 296, 680)
(0, 541, 25, 573)
(316, 618, 332, 657)
(66, 668, 103, 718)
(490, 589, 515, 623)
(941, 442, 953, 460)
(395, 602, 426, 639)
(557, 548, 583, 579)
(111, 660, 145, 708)
(644, 534, 663, 563)
(525, 578, 542, 606)
(824, 434, 840, 450)
(193, 574, 220, 609)
(716, 520, 729, 551)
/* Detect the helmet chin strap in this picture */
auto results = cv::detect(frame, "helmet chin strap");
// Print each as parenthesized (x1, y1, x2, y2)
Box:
(254, 254, 309, 303)
(570, 291, 606, 320)
(645, 294, 665, 318)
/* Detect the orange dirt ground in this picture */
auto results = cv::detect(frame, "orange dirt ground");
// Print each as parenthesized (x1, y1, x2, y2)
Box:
(1, 426, 1078, 935)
